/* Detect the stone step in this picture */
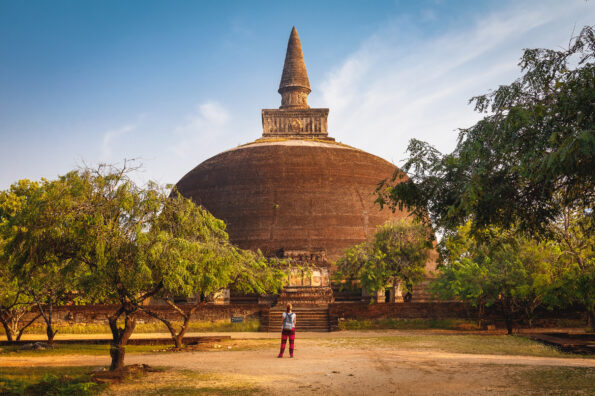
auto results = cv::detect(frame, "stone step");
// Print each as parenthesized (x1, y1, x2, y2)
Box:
(263, 307, 331, 332)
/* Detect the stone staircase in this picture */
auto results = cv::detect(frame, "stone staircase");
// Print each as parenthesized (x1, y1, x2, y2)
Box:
(261, 306, 330, 332)
(275, 286, 334, 306)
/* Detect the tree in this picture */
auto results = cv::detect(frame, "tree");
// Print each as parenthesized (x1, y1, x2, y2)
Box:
(0, 185, 42, 342)
(336, 219, 433, 300)
(0, 246, 41, 342)
(2, 179, 82, 344)
(62, 163, 283, 369)
(432, 222, 559, 333)
(543, 208, 594, 330)
(377, 26, 594, 236)
(135, 193, 285, 349)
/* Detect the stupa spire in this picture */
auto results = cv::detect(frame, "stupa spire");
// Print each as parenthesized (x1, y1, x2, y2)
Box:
(278, 26, 311, 109)
(261, 27, 331, 141)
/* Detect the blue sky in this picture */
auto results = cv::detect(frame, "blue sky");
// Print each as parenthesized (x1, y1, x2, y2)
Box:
(1, 0, 593, 188)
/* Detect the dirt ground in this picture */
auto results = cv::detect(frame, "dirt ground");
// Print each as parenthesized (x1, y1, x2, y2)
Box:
(1, 331, 594, 395)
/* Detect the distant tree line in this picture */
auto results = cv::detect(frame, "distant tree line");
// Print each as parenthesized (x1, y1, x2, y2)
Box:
(0, 162, 285, 370)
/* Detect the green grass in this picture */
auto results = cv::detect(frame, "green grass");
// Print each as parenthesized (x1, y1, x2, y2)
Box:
(0, 366, 106, 396)
(0, 343, 165, 357)
(338, 318, 481, 331)
(15, 318, 261, 336)
(512, 366, 595, 395)
(322, 334, 587, 358)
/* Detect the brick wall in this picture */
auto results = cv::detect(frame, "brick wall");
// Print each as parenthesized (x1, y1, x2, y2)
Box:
(329, 302, 473, 323)
(327, 302, 585, 330)
(21, 303, 268, 326)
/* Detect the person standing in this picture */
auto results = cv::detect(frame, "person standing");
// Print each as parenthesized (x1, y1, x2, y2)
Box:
(278, 303, 296, 358)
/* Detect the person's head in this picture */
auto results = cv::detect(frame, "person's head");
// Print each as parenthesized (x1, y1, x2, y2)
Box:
(286, 303, 292, 313)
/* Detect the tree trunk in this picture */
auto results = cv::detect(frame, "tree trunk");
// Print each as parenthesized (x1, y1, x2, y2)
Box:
(17, 313, 42, 342)
(45, 304, 57, 345)
(173, 334, 184, 349)
(477, 303, 485, 329)
(46, 326, 57, 345)
(173, 311, 195, 348)
(0, 319, 14, 342)
(502, 300, 513, 335)
(505, 316, 513, 335)
(143, 300, 200, 349)
(34, 295, 58, 345)
(588, 308, 595, 332)
(108, 311, 136, 371)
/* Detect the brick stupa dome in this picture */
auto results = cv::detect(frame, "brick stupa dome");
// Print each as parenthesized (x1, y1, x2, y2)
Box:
(175, 27, 408, 263)
(175, 140, 406, 261)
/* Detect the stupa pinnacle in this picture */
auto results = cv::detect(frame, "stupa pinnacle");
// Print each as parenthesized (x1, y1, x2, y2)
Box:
(279, 26, 311, 109)
(261, 27, 332, 140)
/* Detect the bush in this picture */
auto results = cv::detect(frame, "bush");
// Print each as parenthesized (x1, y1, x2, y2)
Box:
(0, 374, 104, 396)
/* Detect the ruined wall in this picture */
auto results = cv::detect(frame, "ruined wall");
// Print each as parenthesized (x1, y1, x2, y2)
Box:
(20, 304, 268, 326)
(327, 302, 586, 330)
(329, 302, 472, 322)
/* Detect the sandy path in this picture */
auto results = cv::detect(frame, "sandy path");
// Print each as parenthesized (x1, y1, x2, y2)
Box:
(6, 327, 588, 341)
(1, 339, 593, 395)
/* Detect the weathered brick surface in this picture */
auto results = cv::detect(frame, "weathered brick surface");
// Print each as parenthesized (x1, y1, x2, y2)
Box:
(175, 142, 409, 262)
(327, 302, 585, 330)
(20, 304, 268, 326)
(329, 302, 473, 322)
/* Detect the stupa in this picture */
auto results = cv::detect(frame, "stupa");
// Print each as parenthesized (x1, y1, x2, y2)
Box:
(175, 27, 429, 305)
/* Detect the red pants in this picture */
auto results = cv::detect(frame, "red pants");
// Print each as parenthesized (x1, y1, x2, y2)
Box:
(279, 328, 295, 357)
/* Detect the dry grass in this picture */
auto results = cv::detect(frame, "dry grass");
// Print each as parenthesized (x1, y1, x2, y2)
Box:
(320, 334, 586, 358)
(17, 318, 261, 336)
(0, 343, 165, 357)
(1, 333, 581, 359)
(338, 318, 481, 331)
(102, 369, 264, 395)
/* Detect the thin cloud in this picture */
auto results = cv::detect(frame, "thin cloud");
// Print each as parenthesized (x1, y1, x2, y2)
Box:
(101, 114, 146, 160)
(101, 124, 136, 159)
(170, 101, 232, 159)
(319, 0, 593, 164)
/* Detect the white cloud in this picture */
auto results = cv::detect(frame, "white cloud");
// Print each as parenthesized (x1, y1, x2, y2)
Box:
(318, 0, 594, 164)
(101, 124, 136, 159)
(170, 101, 232, 159)
(100, 114, 146, 160)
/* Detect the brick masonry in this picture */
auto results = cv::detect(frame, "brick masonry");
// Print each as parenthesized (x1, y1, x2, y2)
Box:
(12, 302, 585, 332)
(19, 304, 268, 326)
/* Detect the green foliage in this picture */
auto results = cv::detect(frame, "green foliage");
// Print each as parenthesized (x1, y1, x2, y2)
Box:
(541, 208, 595, 328)
(57, 164, 284, 307)
(377, 26, 595, 235)
(432, 222, 560, 331)
(337, 318, 479, 331)
(20, 374, 102, 396)
(336, 219, 433, 295)
(0, 196, 39, 342)
(0, 178, 86, 342)
(0, 367, 105, 396)
(433, 208, 595, 330)
(0, 162, 284, 364)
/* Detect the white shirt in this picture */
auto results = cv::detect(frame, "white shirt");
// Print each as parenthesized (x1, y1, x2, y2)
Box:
(282, 312, 296, 330)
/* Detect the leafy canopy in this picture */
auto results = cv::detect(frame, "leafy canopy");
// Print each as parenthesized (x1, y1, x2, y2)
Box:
(336, 219, 433, 294)
(60, 164, 284, 306)
(377, 26, 594, 236)
(432, 222, 559, 312)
